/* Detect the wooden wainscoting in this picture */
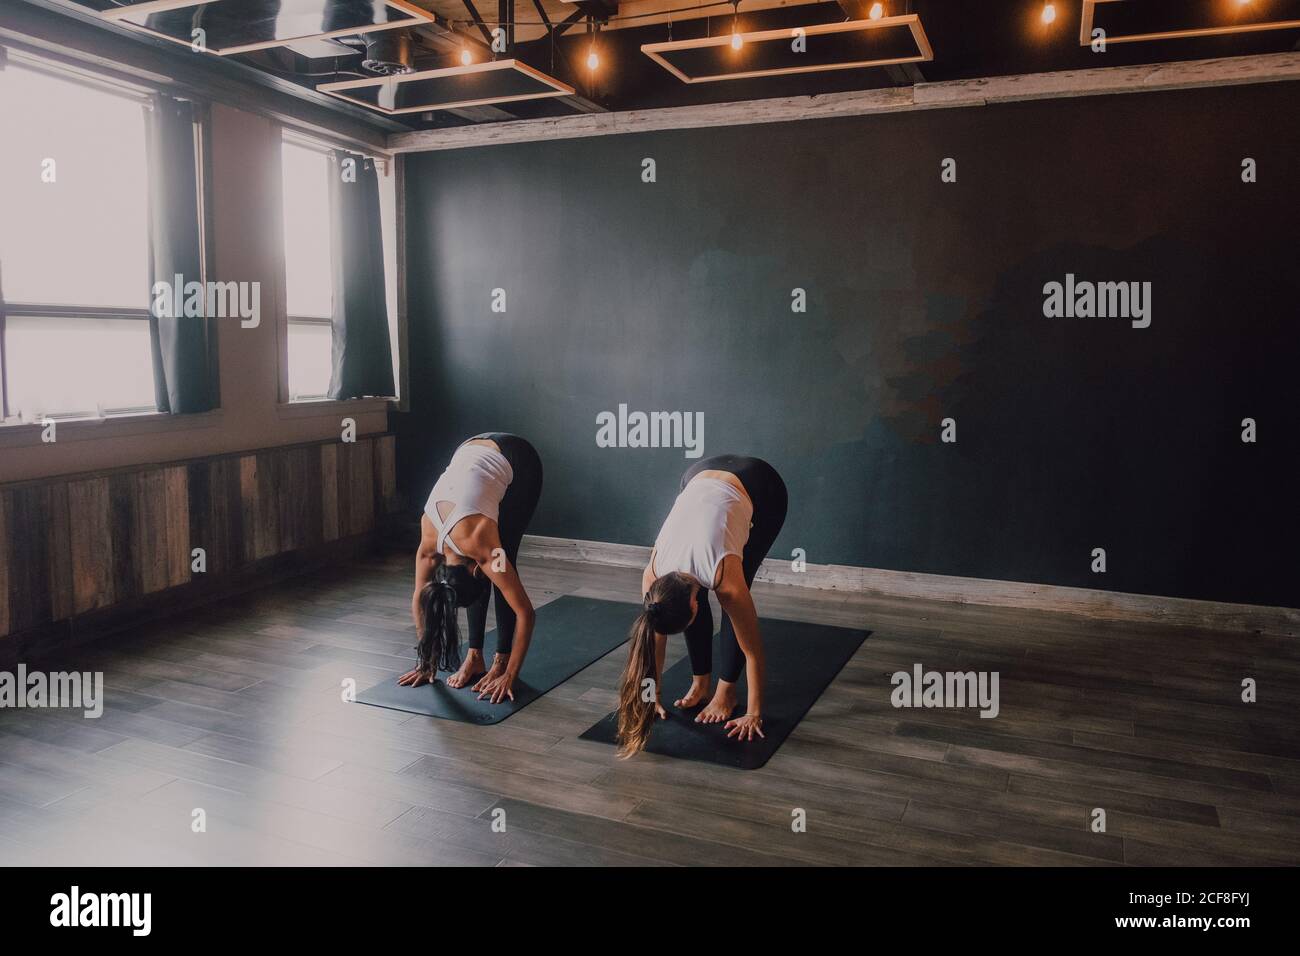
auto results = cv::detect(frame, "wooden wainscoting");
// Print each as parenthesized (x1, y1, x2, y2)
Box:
(0, 434, 398, 656)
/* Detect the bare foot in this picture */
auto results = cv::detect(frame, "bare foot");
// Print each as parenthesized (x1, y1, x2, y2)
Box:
(471, 654, 509, 694)
(446, 649, 486, 689)
(675, 676, 711, 709)
(696, 681, 738, 724)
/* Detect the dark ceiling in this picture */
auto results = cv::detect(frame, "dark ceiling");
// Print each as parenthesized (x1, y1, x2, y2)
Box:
(23, 0, 1300, 130)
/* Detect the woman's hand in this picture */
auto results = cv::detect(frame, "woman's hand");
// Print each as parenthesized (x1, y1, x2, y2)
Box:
(724, 714, 765, 742)
(654, 701, 668, 720)
(476, 671, 516, 704)
(397, 667, 434, 687)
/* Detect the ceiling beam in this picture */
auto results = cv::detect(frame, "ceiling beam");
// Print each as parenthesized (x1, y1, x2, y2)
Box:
(444, 104, 521, 121)
(460, 0, 495, 46)
(555, 8, 588, 38)
(412, 14, 493, 57)
(530, 0, 554, 32)
(884, 62, 926, 84)
(499, 0, 513, 49)
(560, 92, 609, 112)
(387, 50, 1300, 152)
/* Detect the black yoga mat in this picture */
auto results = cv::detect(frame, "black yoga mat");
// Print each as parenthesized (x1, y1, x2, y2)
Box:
(355, 596, 634, 724)
(580, 616, 870, 770)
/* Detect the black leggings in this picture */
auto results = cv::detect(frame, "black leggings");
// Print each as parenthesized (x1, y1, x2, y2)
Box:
(679, 455, 788, 684)
(462, 433, 542, 656)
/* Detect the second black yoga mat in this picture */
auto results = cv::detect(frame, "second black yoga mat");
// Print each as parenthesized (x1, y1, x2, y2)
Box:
(355, 596, 633, 725)
(580, 616, 869, 770)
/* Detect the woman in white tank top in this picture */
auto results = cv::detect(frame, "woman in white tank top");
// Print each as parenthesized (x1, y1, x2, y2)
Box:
(397, 433, 543, 704)
(617, 454, 788, 756)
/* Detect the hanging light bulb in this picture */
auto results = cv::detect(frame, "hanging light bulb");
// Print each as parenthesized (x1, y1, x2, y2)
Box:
(869, 2, 883, 19)
(731, 28, 743, 50)
(459, 47, 472, 66)
(1041, 2, 1057, 24)
(584, 16, 600, 72)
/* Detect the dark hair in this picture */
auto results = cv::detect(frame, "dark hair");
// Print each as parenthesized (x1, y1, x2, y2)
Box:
(616, 573, 696, 757)
(642, 572, 695, 635)
(415, 562, 489, 674)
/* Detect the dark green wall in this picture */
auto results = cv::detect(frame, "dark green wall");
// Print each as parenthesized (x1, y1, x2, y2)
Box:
(396, 81, 1299, 608)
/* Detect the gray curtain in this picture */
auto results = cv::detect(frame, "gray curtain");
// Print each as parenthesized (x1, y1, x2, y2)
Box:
(327, 150, 395, 400)
(145, 93, 214, 413)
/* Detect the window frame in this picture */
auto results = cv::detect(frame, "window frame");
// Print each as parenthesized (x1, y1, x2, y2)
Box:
(0, 271, 7, 422)
(281, 130, 337, 402)
(0, 50, 214, 426)
(277, 125, 397, 407)
(2, 305, 156, 422)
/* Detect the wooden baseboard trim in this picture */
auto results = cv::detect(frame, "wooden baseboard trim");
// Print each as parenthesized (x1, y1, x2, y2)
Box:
(518, 534, 1299, 635)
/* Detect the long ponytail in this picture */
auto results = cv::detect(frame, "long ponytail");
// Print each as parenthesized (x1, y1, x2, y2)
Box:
(616, 572, 696, 757)
(616, 611, 658, 758)
(416, 579, 463, 674)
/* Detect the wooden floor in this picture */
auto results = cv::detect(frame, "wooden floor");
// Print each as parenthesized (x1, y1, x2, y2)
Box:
(1, 551, 1298, 867)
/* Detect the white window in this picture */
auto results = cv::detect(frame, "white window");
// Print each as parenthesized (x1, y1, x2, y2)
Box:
(0, 58, 158, 423)
(280, 131, 397, 402)
(281, 138, 335, 400)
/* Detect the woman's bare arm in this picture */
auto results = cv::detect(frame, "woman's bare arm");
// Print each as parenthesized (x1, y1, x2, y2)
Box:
(399, 516, 443, 685)
(467, 527, 535, 702)
(642, 549, 657, 596)
(714, 555, 766, 738)
(412, 515, 441, 627)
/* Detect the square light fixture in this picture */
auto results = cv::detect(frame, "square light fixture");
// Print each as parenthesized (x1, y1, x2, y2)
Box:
(1080, 0, 1300, 46)
(97, 0, 433, 57)
(317, 59, 576, 114)
(641, 14, 933, 84)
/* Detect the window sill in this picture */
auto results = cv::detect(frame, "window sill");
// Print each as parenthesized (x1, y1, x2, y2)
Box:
(275, 396, 395, 421)
(0, 409, 225, 450)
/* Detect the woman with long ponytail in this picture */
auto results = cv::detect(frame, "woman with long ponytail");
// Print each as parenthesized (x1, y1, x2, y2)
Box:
(397, 434, 543, 703)
(616, 455, 787, 756)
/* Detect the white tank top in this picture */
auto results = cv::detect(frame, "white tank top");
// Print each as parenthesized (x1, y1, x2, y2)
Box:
(424, 443, 513, 557)
(653, 477, 753, 589)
